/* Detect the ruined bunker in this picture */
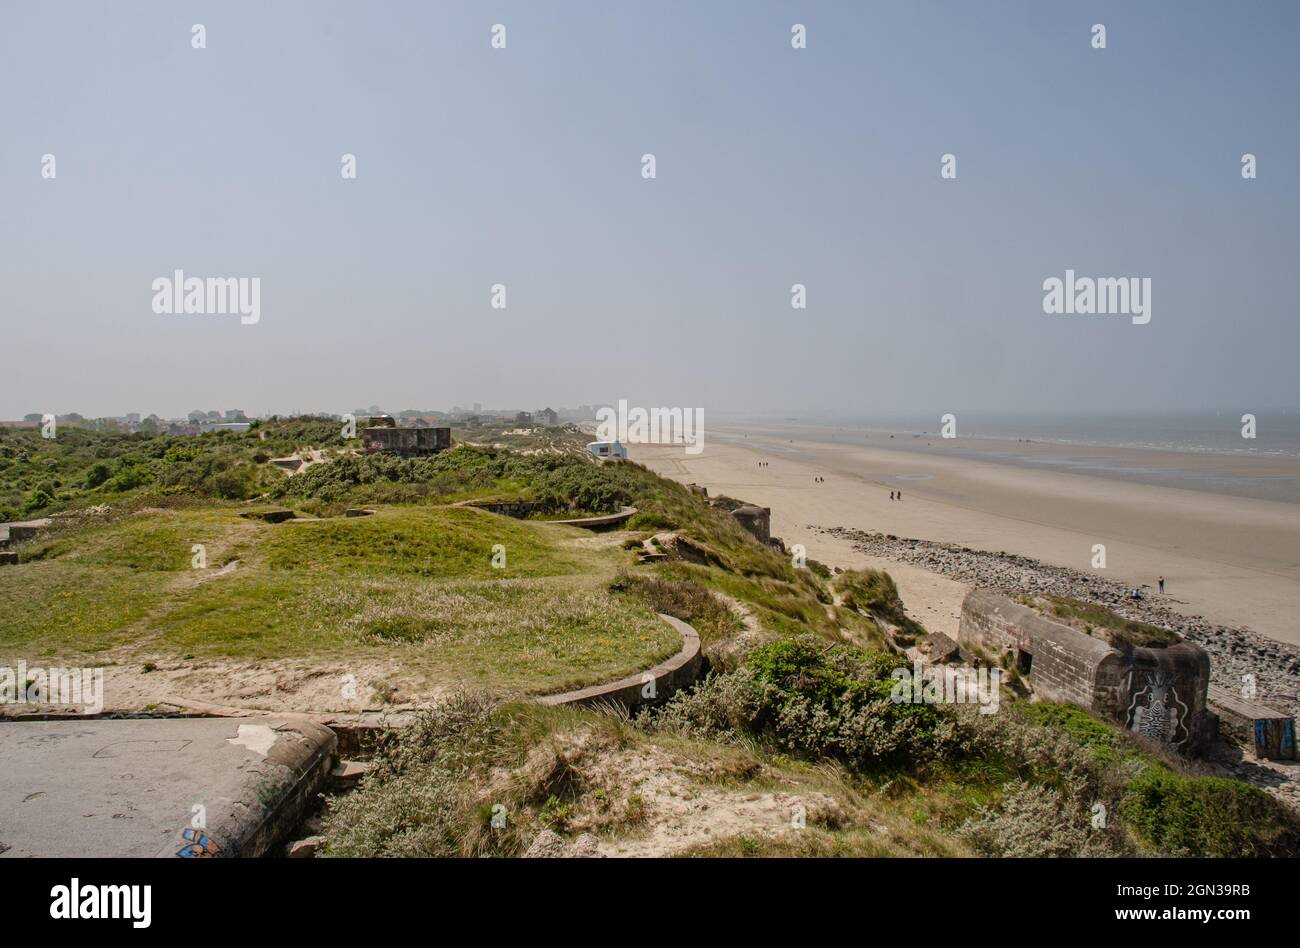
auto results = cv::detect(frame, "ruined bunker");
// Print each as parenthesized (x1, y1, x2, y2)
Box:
(361, 425, 451, 457)
(959, 589, 1217, 753)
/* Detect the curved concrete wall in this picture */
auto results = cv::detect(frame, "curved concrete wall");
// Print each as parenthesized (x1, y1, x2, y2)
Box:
(547, 506, 637, 529)
(538, 614, 701, 710)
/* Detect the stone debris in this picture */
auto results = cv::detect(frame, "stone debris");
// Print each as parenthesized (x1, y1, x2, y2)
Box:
(523, 829, 604, 858)
(330, 760, 370, 789)
(818, 525, 1300, 809)
(817, 526, 1300, 723)
(286, 836, 325, 858)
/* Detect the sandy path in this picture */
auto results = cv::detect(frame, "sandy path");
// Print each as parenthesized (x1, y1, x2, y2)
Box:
(631, 425, 1300, 648)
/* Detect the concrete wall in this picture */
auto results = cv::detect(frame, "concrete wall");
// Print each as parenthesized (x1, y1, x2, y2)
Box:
(960, 589, 1117, 712)
(960, 589, 1215, 752)
(538, 614, 701, 710)
(361, 426, 451, 456)
(466, 500, 548, 519)
(730, 505, 770, 544)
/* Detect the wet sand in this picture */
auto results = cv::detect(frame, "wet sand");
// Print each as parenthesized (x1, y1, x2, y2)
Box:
(631, 422, 1300, 648)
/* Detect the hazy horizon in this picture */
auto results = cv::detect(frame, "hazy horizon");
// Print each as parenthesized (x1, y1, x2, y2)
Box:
(4, 1, 1299, 419)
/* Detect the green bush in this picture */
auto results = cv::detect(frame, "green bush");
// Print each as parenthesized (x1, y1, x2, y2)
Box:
(83, 462, 111, 488)
(1120, 768, 1300, 857)
(21, 487, 53, 514)
(609, 571, 743, 646)
(649, 638, 950, 768)
(105, 465, 153, 493)
(323, 693, 502, 857)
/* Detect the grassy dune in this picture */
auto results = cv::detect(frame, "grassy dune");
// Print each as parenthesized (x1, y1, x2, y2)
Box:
(1, 504, 678, 693)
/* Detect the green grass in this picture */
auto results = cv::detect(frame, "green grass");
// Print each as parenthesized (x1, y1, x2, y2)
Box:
(834, 568, 926, 636)
(0, 562, 167, 657)
(1120, 767, 1300, 857)
(148, 571, 678, 692)
(265, 506, 589, 579)
(20, 508, 247, 572)
(1024, 593, 1179, 648)
(1, 503, 680, 694)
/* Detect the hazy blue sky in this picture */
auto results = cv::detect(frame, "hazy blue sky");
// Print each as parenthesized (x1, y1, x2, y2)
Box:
(3, 1, 1298, 419)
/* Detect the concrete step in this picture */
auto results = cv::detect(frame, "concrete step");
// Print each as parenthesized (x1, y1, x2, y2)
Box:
(330, 759, 371, 789)
(0, 717, 337, 857)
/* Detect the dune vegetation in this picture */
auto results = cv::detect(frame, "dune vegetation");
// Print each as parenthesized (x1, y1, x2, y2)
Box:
(4, 419, 1294, 857)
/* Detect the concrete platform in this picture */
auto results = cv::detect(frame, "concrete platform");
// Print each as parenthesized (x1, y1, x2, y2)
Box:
(0, 717, 336, 857)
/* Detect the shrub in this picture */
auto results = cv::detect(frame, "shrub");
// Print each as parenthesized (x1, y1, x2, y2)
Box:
(648, 638, 954, 769)
(1120, 768, 1300, 857)
(323, 693, 501, 857)
(959, 780, 1125, 857)
(83, 462, 111, 488)
(608, 572, 742, 644)
(21, 487, 53, 514)
(105, 465, 153, 493)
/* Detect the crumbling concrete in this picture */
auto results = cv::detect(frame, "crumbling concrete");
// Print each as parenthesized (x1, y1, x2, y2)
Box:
(361, 426, 450, 457)
(0, 717, 336, 857)
(959, 589, 1217, 753)
(538, 614, 701, 710)
(1207, 683, 1296, 760)
(730, 505, 770, 544)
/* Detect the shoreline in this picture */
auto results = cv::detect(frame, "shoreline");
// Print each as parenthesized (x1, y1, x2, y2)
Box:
(816, 525, 1300, 725)
(629, 423, 1300, 653)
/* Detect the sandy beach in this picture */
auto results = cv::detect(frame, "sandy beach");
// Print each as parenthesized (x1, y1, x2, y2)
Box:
(630, 422, 1300, 649)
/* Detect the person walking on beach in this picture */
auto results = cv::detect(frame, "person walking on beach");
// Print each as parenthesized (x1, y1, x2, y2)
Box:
(889, 491, 895, 500)
(1158, 575, 1165, 594)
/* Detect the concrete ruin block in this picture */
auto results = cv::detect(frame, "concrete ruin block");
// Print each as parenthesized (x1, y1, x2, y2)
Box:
(730, 505, 771, 544)
(1253, 718, 1297, 760)
(286, 835, 326, 858)
(921, 631, 961, 664)
(0, 718, 336, 857)
(524, 829, 567, 858)
(959, 589, 1216, 754)
(522, 829, 604, 858)
(330, 760, 370, 789)
(239, 509, 296, 523)
(7, 521, 49, 542)
(1207, 683, 1296, 760)
(361, 426, 451, 457)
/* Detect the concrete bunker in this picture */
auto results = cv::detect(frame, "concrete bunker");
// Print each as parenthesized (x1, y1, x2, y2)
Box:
(361, 425, 451, 457)
(730, 505, 771, 544)
(959, 589, 1217, 753)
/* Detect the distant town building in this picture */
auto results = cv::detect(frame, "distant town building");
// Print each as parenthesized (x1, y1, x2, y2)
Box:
(515, 411, 534, 425)
(537, 407, 559, 426)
